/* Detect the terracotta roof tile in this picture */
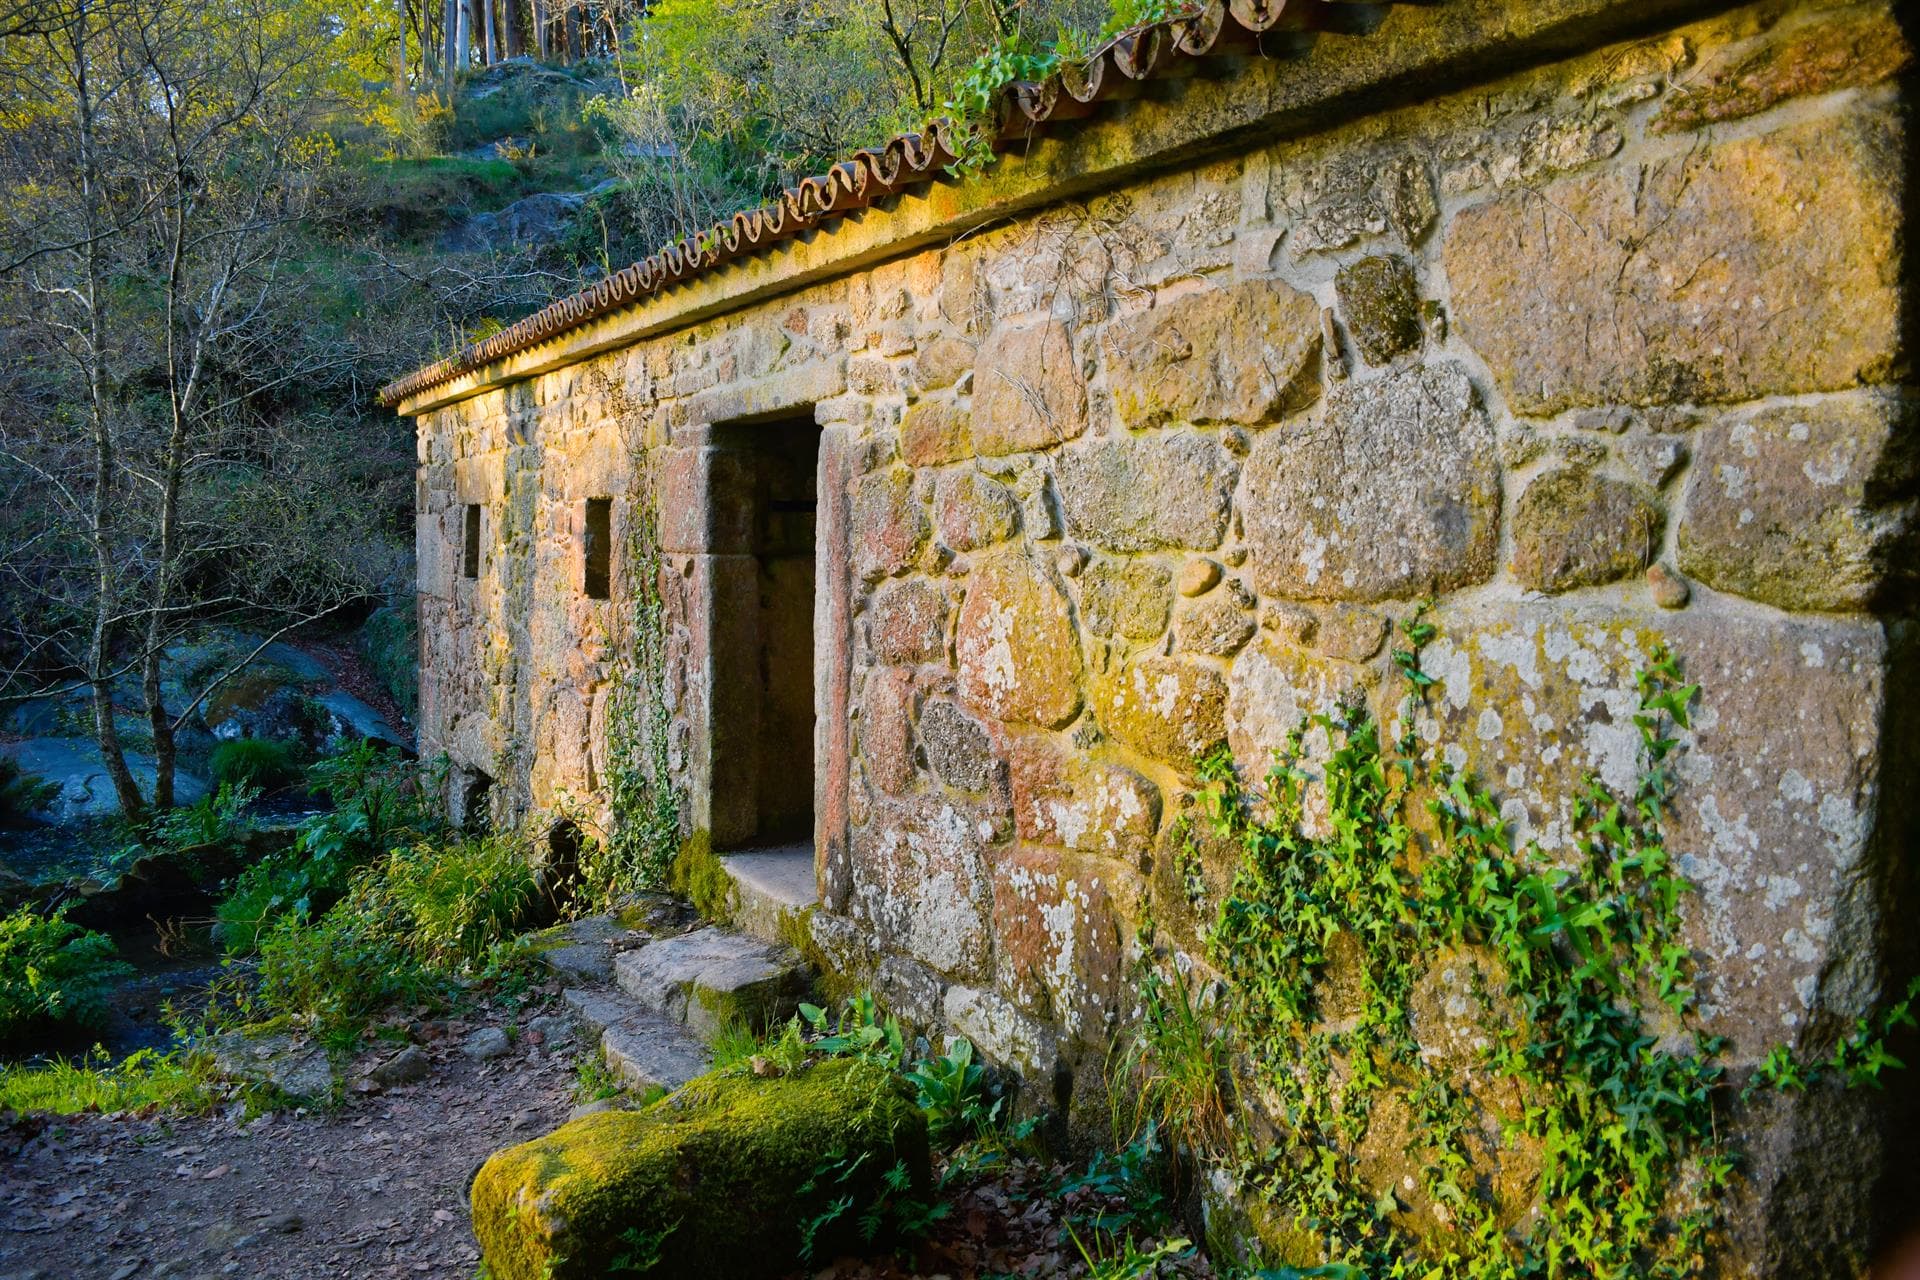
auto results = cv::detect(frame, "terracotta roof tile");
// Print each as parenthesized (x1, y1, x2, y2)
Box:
(378, 0, 1351, 408)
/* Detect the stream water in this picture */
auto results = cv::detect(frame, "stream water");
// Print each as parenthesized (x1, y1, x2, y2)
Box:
(2, 809, 301, 1066)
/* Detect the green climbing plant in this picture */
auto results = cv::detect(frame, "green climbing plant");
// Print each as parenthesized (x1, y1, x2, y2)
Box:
(1132, 614, 1915, 1279)
(583, 479, 683, 901)
(941, 0, 1201, 174)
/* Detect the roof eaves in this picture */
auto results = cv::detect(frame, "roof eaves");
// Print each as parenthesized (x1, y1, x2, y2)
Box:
(378, 0, 1350, 410)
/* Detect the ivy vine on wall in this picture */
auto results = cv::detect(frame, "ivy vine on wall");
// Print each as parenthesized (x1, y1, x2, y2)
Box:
(581, 475, 683, 899)
(1138, 613, 1916, 1278)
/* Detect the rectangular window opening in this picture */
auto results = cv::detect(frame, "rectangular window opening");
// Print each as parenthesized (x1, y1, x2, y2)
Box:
(462, 504, 481, 579)
(583, 497, 612, 600)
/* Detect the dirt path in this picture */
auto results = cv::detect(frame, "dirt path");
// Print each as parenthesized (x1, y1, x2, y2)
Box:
(0, 1021, 580, 1280)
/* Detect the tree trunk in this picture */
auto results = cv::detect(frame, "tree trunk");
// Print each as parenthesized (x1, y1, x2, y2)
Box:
(419, 0, 438, 84)
(71, 3, 145, 821)
(481, 0, 497, 65)
(503, 0, 521, 58)
(563, 0, 579, 63)
(443, 0, 459, 93)
(393, 0, 408, 96)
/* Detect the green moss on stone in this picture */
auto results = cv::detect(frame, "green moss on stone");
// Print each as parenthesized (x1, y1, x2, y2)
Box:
(1334, 254, 1422, 366)
(666, 828, 733, 924)
(470, 1057, 929, 1280)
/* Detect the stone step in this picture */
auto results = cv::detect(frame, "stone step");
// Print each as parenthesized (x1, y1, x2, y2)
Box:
(612, 925, 811, 1041)
(527, 898, 699, 986)
(561, 987, 711, 1092)
(720, 845, 819, 946)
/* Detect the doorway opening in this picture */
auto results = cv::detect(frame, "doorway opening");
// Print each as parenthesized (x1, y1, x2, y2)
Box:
(709, 414, 820, 849)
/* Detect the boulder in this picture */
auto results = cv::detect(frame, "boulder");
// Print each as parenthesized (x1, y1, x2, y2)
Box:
(1079, 558, 1174, 641)
(954, 553, 1083, 730)
(867, 579, 949, 666)
(463, 1027, 512, 1060)
(971, 320, 1087, 455)
(1101, 277, 1321, 426)
(1091, 655, 1228, 774)
(1510, 469, 1663, 593)
(1676, 395, 1914, 611)
(368, 1045, 432, 1086)
(1054, 431, 1237, 553)
(3, 739, 210, 825)
(209, 1031, 333, 1101)
(470, 1058, 929, 1280)
(1335, 254, 1423, 365)
(439, 191, 585, 254)
(848, 792, 997, 981)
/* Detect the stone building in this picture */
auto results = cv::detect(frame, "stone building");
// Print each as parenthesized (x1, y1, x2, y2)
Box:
(384, 0, 1917, 1270)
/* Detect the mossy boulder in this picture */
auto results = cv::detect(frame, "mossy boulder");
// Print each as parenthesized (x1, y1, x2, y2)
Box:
(470, 1057, 929, 1279)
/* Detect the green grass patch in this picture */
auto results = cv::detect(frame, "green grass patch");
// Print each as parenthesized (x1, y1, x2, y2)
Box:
(239, 833, 543, 1046)
(255, 900, 444, 1049)
(378, 835, 542, 967)
(0, 1048, 214, 1116)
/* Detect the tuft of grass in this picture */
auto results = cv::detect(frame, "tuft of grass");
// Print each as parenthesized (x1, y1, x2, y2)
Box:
(254, 898, 443, 1051)
(708, 1015, 810, 1075)
(209, 738, 303, 791)
(379, 835, 541, 967)
(706, 1018, 766, 1071)
(573, 1052, 623, 1104)
(240, 834, 542, 1047)
(1117, 966, 1233, 1166)
(0, 1047, 214, 1116)
(214, 849, 342, 956)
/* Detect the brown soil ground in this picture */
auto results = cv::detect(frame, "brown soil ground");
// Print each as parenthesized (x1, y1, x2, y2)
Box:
(0, 1022, 576, 1280)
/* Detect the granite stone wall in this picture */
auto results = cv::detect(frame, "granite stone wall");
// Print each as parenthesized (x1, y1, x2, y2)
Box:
(407, 2, 1916, 1269)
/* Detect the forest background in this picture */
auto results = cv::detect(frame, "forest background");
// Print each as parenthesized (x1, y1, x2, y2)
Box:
(0, 0, 1130, 821)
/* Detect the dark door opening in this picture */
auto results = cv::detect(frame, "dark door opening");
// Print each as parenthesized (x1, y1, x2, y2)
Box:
(710, 415, 820, 847)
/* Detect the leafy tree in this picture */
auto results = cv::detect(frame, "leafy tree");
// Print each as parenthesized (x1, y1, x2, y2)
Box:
(589, 0, 1103, 254)
(0, 0, 399, 817)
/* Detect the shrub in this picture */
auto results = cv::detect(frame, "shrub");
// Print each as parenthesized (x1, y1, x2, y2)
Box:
(0, 905, 131, 1043)
(214, 741, 449, 955)
(469, 1057, 930, 1280)
(209, 738, 303, 791)
(214, 853, 334, 956)
(145, 780, 258, 853)
(246, 833, 541, 1041)
(0, 757, 57, 825)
